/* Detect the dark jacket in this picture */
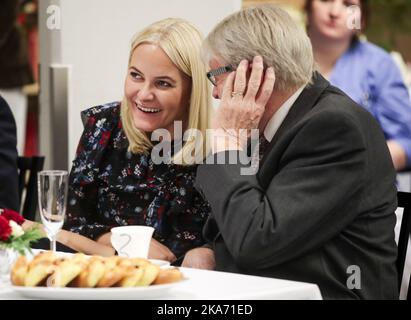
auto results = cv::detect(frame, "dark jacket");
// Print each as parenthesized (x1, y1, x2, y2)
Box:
(0, 95, 19, 211)
(195, 73, 398, 300)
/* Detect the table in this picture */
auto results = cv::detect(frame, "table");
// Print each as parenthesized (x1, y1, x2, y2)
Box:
(0, 266, 322, 300)
(166, 267, 322, 299)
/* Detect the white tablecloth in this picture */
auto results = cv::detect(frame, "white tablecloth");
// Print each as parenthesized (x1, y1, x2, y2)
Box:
(0, 266, 322, 300)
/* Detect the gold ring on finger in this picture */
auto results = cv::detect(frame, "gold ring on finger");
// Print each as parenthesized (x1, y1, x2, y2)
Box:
(231, 91, 244, 98)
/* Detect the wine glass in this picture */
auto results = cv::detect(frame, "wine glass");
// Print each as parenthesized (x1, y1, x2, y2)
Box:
(37, 170, 68, 252)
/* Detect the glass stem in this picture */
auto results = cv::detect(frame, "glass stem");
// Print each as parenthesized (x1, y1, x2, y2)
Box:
(50, 235, 57, 252)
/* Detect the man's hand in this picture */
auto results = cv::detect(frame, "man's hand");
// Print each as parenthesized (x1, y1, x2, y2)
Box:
(148, 238, 177, 263)
(181, 247, 215, 270)
(211, 56, 275, 153)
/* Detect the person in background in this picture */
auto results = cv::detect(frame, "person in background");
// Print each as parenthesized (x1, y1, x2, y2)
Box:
(305, 0, 411, 171)
(0, 0, 34, 155)
(26, 18, 213, 266)
(194, 4, 398, 299)
(0, 96, 19, 212)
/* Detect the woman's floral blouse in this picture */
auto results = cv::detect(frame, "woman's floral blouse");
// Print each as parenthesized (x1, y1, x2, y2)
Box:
(64, 102, 210, 258)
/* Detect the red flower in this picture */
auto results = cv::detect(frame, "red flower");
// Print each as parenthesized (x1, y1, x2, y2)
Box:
(0, 216, 12, 241)
(1, 209, 25, 225)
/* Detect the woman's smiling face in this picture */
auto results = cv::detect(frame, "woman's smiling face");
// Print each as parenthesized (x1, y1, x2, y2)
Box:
(124, 43, 192, 138)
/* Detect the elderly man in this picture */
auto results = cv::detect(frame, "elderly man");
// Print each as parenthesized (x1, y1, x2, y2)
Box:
(190, 5, 398, 299)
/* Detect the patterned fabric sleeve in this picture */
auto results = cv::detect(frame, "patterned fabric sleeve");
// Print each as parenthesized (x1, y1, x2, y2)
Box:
(63, 103, 120, 240)
(162, 173, 211, 258)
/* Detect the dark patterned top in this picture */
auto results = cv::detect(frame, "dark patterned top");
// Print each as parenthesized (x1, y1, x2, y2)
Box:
(64, 102, 210, 258)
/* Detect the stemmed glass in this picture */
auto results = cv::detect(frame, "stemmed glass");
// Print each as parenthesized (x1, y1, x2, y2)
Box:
(37, 171, 68, 252)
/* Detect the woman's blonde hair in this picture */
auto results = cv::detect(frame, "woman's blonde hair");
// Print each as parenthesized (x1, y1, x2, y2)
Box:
(121, 18, 211, 165)
(203, 5, 315, 91)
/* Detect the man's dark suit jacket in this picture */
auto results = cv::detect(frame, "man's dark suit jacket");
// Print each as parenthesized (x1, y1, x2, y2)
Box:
(195, 73, 398, 300)
(0, 95, 19, 211)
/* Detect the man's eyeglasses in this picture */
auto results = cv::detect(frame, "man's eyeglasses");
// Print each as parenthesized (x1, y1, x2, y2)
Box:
(206, 65, 234, 86)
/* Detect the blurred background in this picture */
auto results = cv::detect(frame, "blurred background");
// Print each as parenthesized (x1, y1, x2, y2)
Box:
(2, 0, 411, 190)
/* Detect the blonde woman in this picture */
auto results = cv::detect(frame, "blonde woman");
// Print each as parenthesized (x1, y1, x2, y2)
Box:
(28, 18, 213, 266)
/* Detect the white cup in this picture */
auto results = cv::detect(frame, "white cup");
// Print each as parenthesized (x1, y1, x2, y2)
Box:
(111, 226, 154, 258)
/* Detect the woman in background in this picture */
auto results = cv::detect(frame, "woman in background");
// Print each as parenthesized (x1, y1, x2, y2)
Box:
(305, 0, 411, 171)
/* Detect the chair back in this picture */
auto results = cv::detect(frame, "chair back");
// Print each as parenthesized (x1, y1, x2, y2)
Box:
(17, 156, 45, 221)
(397, 191, 411, 300)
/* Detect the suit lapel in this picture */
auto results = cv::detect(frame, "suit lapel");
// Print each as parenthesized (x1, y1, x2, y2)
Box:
(258, 73, 330, 178)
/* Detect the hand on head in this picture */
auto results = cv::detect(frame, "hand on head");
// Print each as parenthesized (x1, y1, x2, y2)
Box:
(212, 56, 275, 149)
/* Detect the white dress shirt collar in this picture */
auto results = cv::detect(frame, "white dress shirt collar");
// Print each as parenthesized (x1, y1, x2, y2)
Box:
(263, 85, 305, 142)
